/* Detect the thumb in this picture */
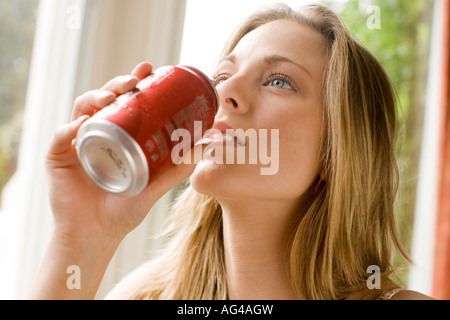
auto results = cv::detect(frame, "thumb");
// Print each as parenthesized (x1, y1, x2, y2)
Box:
(48, 115, 89, 155)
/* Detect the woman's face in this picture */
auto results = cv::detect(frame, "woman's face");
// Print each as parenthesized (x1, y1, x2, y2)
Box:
(190, 19, 328, 204)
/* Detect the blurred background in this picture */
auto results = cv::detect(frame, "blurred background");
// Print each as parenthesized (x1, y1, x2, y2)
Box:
(0, 0, 448, 299)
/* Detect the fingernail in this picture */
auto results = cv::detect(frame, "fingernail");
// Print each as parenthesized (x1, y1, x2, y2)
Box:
(121, 75, 139, 83)
(72, 115, 89, 126)
(97, 90, 115, 100)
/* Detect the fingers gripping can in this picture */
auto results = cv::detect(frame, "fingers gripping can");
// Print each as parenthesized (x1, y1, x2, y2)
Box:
(76, 65, 218, 197)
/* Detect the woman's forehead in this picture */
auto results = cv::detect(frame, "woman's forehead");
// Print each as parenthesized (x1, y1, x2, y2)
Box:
(223, 20, 327, 76)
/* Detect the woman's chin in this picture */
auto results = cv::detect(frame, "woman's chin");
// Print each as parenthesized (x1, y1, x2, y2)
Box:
(189, 160, 253, 199)
(190, 160, 228, 196)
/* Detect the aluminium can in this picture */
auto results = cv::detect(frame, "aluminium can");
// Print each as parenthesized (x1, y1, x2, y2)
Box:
(75, 65, 218, 197)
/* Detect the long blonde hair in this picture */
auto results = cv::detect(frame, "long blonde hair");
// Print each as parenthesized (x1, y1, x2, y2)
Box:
(130, 3, 408, 300)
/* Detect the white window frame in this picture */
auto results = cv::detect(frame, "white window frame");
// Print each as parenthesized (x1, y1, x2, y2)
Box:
(408, 0, 447, 295)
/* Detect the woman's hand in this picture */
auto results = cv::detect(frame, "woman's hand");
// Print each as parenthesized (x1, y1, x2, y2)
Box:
(29, 63, 198, 299)
(47, 62, 196, 243)
(47, 62, 151, 242)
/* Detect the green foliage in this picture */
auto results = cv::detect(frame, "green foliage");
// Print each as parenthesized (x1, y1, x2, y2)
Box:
(0, 0, 38, 123)
(338, 0, 432, 116)
(0, 0, 38, 196)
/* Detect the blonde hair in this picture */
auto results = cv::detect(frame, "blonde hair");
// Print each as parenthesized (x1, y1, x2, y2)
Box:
(129, 3, 408, 300)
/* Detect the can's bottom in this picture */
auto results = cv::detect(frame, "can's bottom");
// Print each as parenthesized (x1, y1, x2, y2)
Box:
(76, 119, 149, 197)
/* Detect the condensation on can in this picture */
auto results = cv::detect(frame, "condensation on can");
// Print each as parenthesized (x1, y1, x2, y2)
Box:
(76, 65, 218, 197)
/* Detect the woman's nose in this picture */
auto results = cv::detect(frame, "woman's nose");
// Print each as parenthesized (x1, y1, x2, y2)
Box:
(216, 74, 251, 115)
(225, 97, 238, 108)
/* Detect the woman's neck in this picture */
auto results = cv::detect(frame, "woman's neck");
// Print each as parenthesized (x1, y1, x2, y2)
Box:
(218, 197, 303, 300)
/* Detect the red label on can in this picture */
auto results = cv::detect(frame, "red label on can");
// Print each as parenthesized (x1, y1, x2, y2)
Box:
(89, 65, 218, 182)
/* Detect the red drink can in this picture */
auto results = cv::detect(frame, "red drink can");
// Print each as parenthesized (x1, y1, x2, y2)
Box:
(75, 65, 218, 197)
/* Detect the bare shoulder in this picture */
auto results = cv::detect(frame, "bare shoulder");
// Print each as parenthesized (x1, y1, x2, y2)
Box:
(388, 289, 436, 300)
(103, 261, 154, 300)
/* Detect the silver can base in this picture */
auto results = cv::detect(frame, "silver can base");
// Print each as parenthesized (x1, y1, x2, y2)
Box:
(76, 119, 149, 197)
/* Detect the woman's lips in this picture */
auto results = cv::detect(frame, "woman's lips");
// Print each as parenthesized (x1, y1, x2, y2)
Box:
(196, 120, 246, 147)
(198, 133, 245, 147)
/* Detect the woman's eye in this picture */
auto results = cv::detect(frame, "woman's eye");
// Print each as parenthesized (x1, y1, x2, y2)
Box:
(265, 73, 296, 91)
(213, 75, 229, 86)
(269, 78, 292, 89)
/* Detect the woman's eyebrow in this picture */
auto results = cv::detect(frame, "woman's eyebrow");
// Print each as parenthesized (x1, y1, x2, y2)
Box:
(218, 53, 312, 79)
(220, 53, 236, 64)
(264, 54, 312, 78)
(214, 54, 236, 75)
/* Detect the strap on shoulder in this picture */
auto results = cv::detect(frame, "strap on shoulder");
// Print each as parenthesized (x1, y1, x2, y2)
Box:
(376, 288, 404, 300)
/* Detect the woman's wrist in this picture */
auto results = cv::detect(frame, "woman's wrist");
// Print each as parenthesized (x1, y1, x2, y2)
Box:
(27, 230, 122, 299)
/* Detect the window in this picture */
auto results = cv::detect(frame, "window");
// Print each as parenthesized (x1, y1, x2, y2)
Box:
(0, 0, 38, 299)
(0, 0, 38, 200)
(338, 0, 434, 290)
(179, 0, 321, 75)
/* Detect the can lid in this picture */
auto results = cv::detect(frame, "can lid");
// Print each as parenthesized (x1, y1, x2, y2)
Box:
(76, 119, 149, 197)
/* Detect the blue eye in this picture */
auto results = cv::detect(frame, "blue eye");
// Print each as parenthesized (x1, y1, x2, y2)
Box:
(265, 73, 295, 91)
(270, 78, 292, 89)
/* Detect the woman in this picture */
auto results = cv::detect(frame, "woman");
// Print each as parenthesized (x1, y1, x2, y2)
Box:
(29, 3, 433, 300)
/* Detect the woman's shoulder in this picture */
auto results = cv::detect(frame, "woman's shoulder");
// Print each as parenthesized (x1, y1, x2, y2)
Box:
(103, 261, 155, 300)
